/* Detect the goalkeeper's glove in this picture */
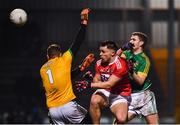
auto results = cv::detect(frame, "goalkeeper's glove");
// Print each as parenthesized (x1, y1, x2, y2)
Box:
(75, 80, 91, 92)
(81, 8, 91, 25)
(79, 53, 95, 71)
(121, 42, 134, 51)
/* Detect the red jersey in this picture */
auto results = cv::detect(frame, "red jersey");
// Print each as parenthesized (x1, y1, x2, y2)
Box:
(95, 56, 131, 96)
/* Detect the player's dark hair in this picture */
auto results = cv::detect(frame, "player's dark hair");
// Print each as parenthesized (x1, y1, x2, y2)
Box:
(131, 32, 148, 48)
(47, 44, 61, 59)
(100, 40, 118, 52)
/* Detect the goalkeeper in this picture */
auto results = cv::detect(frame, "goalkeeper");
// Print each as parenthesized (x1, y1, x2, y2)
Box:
(40, 8, 91, 124)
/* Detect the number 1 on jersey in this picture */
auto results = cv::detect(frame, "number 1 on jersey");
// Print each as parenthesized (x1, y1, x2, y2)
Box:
(46, 69, 54, 84)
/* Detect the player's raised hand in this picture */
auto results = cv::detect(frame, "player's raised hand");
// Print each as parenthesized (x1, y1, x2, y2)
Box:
(116, 42, 134, 56)
(81, 8, 91, 25)
(121, 42, 134, 51)
(79, 53, 95, 71)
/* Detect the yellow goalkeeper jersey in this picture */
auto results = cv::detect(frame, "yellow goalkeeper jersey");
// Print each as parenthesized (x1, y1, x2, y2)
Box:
(40, 50, 76, 108)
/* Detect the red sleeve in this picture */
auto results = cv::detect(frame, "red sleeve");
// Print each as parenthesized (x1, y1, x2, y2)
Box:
(116, 48, 123, 56)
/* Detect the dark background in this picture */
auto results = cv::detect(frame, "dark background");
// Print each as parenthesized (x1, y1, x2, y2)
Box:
(0, 0, 180, 124)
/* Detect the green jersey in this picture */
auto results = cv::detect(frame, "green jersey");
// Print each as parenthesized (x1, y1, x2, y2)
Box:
(122, 50, 152, 93)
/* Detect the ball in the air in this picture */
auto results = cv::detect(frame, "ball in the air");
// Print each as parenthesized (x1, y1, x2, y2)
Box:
(10, 8, 27, 25)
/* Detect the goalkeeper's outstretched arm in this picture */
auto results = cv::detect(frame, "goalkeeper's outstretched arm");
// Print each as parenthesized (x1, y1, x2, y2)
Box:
(69, 8, 90, 57)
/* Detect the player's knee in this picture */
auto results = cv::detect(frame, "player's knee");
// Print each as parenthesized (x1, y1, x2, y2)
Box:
(116, 115, 127, 124)
(90, 95, 102, 106)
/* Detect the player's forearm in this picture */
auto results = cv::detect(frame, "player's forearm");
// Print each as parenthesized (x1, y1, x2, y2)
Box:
(91, 81, 112, 89)
(70, 24, 86, 56)
(132, 72, 145, 85)
(70, 8, 90, 56)
(93, 77, 99, 83)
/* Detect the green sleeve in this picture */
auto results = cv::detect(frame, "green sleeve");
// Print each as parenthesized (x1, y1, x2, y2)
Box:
(122, 50, 134, 60)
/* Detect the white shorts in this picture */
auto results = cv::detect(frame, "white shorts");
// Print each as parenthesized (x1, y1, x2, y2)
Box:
(128, 90, 158, 116)
(94, 89, 131, 108)
(48, 100, 87, 124)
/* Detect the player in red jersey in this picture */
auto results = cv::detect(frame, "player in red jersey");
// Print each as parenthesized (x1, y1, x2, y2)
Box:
(89, 41, 132, 124)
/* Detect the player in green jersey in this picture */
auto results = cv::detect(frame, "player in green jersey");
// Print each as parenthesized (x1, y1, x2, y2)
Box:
(116, 32, 159, 124)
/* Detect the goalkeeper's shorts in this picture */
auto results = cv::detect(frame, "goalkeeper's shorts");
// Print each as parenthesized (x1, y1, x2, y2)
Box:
(48, 101, 87, 124)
